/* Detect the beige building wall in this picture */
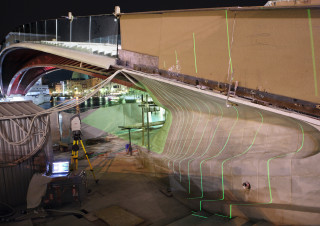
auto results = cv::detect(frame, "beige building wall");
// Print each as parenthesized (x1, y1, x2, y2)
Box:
(120, 8, 320, 104)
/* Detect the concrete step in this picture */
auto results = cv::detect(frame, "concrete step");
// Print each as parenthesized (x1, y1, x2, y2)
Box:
(166, 214, 209, 226)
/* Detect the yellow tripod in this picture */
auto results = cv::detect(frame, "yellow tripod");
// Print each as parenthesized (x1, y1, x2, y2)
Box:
(71, 132, 98, 183)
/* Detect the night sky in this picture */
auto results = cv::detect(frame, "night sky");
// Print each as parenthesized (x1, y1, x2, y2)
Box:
(1, 0, 267, 83)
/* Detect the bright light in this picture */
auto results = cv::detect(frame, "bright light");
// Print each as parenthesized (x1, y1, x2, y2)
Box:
(11, 96, 25, 101)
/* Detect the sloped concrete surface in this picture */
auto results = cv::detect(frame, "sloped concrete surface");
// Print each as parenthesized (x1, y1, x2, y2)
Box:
(125, 71, 320, 225)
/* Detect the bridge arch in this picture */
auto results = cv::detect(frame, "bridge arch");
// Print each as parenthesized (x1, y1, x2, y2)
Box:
(0, 43, 135, 96)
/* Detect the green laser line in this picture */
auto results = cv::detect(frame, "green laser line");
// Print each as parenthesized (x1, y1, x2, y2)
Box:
(215, 213, 229, 218)
(191, 214, 208, 219)
(199, 111, 263, 209)
(152, 60, 194, 162)
(225, 10, 233, 74)
(189, 106, 238, 201)
(192, 211, 229, 219)
(191, 210, 229, 219)
(229, 122, 304, 218)
(175, 50, 178, 65)
(143, 59, 204, 169)
(221, 111, 263, 199)
(193, 32, 198, 73)
(177, 100, 212, 182)
(187, 103, 223, 193)
(307, 9, 318, 96)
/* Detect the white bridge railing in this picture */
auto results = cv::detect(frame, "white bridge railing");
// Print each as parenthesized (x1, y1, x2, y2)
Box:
(39, 40, 121, 57)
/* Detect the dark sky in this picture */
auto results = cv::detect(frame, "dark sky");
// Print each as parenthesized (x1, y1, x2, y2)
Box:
(1, 0, 267, 42)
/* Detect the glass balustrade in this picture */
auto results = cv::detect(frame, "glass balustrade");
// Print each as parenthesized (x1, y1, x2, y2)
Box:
(2, 14, 121, 57)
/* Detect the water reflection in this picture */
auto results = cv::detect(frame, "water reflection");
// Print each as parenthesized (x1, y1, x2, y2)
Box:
(39, 96, 123, 112)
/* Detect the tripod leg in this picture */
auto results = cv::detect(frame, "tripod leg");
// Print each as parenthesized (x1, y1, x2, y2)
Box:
(80, 139, 98, 183)
(75, 141, 79, 170)
(71, 140, 76, 170)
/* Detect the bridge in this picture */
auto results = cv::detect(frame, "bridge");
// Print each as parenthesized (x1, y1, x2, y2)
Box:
(1, 5, 320, 225)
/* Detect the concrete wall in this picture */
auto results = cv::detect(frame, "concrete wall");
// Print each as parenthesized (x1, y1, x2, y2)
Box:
(120, 8, 320, 104)
(128, 71, 320, 225)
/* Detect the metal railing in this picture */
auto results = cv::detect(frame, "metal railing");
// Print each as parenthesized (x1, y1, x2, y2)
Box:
(2, 14, 121, 57)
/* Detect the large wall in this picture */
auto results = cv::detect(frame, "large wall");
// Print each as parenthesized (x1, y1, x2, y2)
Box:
(127, 71, 320, 225)
(120, 8, 320, 104)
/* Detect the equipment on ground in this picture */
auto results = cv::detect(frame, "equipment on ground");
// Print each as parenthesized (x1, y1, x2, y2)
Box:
(70, 114, 98, 183)
(49, 161, 70, 178)
(43, 170, 87, 207)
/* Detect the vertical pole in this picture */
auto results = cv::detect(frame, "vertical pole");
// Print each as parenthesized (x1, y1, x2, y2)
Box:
(146, 94, 150, 152)
(35, 22, 38, 42)
(70, 20, 72, 42)
(116, 18, 119, 58)
(58, 112, 62, 142)
(141, 94, 144, 146)
(56, 19, 58, 42)
(89, 16, 91, 43)
(45, 20, 47, 41)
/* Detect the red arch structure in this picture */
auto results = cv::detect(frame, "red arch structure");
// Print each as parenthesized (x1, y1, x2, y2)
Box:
(0, 43, 139, 96)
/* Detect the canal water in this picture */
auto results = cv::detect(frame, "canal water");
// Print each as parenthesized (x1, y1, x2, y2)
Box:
(39, 96, 123, 112)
